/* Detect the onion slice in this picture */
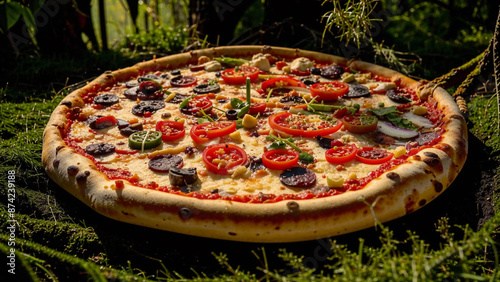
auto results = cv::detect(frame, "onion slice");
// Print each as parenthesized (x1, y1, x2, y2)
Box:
(377, 121, 418, 139)
(402, 112, 434, 128)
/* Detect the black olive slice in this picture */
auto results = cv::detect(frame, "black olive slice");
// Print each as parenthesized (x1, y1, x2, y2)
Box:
(415, 131, 440, 146)
(167, 93, 190, 104)
(171, 69, 181, 76)
(279, 95, 305, 105)
(116, 119, 130, 129)
(193, 83, 220, 94)
(119, 125, 142, 137)
(85, 115, 103, 129)
(315, 136, 334, 149)
(225, 109, 238, 120)
(248, 156, 266, 172)
(148, 154, 183, 173)
(131, 100, 165, 116)
(138, 74, 161, 82)
(94, 93, 119, 106)
(280, 167, 316, 188)
(344, 84, 370, 98)
(320, 65, 344, 79)
(301, 77, 320, 86)
(124, 86, 139, 100)
(139, 81, 160, 95)
(119, 122, 143, 136)
(125, 80, 139, 88)
(85, 143, 115, 156)
(310, 67, 321, 75)
(387, 89, 412, 104)
(169, 167, 198, 186)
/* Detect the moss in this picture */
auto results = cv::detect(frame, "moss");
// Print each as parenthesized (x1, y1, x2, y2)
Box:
(0, 210, 103, 258)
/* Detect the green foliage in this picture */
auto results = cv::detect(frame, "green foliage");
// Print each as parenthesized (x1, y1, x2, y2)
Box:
(0, 0, 43, 41)
(322, 0, 381, 49)
(469, 96, 500, 153)
(121, 26, 192, 56)
(378, 0, 493, 78)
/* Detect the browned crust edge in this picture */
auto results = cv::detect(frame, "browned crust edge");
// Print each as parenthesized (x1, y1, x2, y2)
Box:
(42, 45, 468, 242)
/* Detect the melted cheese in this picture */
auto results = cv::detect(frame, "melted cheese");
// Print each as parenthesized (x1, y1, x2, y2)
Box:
(68, 58, 432, 197)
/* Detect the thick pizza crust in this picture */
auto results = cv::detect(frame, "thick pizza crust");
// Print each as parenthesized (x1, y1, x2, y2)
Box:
(42, 46, 467, 242)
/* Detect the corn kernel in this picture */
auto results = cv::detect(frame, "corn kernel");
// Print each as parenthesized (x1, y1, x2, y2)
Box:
(348, 172, 358, 180)
(326, 175, 344, 188)
(342, 73, 356, 83)
(232, 166, 251, 179)
(229, 130, 242, 141)
(242, 114, 258, 128)
(393, 146, 407, 158)
(165, 92, 176, 102)
(412, 106, 428, 116)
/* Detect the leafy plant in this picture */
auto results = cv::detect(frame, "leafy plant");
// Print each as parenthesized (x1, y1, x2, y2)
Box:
(321, 0, 381, 48)
(0, 0, 42, 44)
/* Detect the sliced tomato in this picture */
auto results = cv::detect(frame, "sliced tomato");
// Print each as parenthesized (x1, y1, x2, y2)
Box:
(291, 68, 310, 76)
(262, 149, 299, 170)
(248, 102, 267, 114)
(181, 96, 213, 115)
(94, 116, 117, 129)
(261, 77, 307, 92)
(202, 144, 248, 175)
(276, 61, 287, 70)
(190, 121, 236, 143)
(268, 112, 342, 138)
(155, 120, 185, 142)
(310, 81, 349, 101)
(332, 108, 348, 119)
(221, 66, 259, 85)
(356, 147, 394, 164)
(325, 144, 358, 164)
(342, 114, 378, 134)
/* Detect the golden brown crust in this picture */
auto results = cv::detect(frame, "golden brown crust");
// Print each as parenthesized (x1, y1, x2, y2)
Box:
(42, 45, 467, 242)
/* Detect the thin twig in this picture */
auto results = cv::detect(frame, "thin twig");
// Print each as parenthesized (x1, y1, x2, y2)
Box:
(493, 6, 500, 130)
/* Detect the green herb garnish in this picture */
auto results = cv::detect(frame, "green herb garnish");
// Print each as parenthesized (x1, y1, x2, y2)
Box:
(266, 133, 315, 164)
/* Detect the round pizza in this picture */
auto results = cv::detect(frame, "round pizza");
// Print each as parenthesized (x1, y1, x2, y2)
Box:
(42, 46, 468, 242)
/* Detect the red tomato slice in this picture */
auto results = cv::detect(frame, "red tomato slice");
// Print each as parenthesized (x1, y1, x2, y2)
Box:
(181, 96, 213, 115)
(276, 61, 287, 70)
(94, 116, 117, 129)
(310, 81, 349, 101)
(341, 115, 378, 134)
(291, 68, 310, 76)
(262, 149, 299, 170)
(248, 102, 267, 114)
(268, 112, 342, 138)
(155, 120, 185, 142)
(202, 144, 248, 175)
(325, 144, 358, 164)
(221, 66, 259, 84)
(261, 77, 307, 92)
(356, 147, 394, 164)
(190, 125, 209, 143)
(190, 121, 236, 143)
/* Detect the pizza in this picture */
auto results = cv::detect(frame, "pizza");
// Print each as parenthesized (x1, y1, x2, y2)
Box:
(42, 45, 468, 242)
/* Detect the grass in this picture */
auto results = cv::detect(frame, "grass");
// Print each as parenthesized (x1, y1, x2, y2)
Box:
(0, 49, 498, 281)
(1, 1, 499, 279)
